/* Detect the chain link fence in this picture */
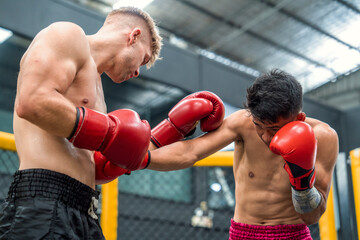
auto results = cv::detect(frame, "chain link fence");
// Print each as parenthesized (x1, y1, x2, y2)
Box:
(0, 149, 19, 200)
(106, 167, 235, 239)
(0, 147, 320, 240)
(110, 167, 320, 240)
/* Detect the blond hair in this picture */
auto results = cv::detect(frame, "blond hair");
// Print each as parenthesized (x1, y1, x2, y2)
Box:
(107, 7, 162, 68)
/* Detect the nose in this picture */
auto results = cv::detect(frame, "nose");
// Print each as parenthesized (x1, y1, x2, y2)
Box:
(134, 69, 139, 77)
(261, 131, 274, 144)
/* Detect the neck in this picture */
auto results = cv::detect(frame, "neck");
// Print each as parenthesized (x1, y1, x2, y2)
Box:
(87, 34, 110, 74)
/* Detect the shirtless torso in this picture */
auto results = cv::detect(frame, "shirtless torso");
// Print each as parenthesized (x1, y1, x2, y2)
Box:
(232, 111, 302, 225)
(0, 7, 163, 240)
(150, 108, 338, 226)
(227, 109, 337, 225)
(13, 13, 157, 189)
(13, 23, 106, 188)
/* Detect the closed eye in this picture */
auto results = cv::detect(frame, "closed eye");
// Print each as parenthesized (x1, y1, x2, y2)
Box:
(253, 121, 262, 129)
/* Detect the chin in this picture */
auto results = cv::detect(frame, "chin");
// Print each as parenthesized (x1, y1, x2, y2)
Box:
(112, 76, 126, 83)
(106, 72, 125, 83)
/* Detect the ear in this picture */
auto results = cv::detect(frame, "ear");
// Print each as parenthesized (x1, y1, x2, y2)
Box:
(296, 112, 306, 121)
(129, 28, 141, 44)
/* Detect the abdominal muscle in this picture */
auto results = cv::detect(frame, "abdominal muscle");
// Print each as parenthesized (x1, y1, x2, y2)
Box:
(13, 114, 96, 189)
(233, 181, 303, 225)
(232, 151, 304, 225)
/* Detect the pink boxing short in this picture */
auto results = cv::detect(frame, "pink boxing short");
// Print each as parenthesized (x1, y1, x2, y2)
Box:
(229, 219, 312, 240)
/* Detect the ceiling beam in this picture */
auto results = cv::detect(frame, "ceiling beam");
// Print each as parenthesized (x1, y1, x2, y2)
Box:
(207, 0, 292, 51)
(335, 0, 360, 14)
(176, 0, 333, 71)
(261, 0, 359, 51)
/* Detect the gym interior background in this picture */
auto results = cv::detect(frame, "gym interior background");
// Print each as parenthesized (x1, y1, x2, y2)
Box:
(0, 0, 360, 239)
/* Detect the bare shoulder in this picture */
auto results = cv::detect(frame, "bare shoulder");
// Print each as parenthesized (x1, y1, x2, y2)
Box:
(18, 22, 91, 91)
(47, 22, 88, 55)
(44, 22, 86, 42)
(46, 21, 84, 32)
(306, 117, 339, 169)
(223, 109, 252, 140)
(225, 109, 250, 127)
(25, 22, 89, 65)
(306, 117, 338, 142)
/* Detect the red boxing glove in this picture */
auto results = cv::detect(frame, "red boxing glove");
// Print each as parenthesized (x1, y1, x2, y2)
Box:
(269, 121, 317, 190)
(151, 91, 225, 147)
(68, 107, 150, 171)
(94, 151, 131, 185)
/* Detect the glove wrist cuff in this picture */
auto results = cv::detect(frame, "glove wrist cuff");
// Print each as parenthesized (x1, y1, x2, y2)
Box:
(151, 119, 184, 147)
(285, 165, 316, 190)
(69, 107, 109, 150)
(137, 150, 151, 170)
(68, 107, 83, 140)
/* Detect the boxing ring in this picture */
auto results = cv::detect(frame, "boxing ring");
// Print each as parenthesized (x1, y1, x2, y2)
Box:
(0, 131, 345, 239)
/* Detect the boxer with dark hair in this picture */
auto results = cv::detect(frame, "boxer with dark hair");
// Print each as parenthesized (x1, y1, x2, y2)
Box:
(150, 69, 338, 240)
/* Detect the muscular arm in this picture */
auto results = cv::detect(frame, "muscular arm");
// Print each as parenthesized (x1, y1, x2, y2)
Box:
(15, 22, 89, 137)
(300, 124, 339, 225)
(148, 111, 243, 171)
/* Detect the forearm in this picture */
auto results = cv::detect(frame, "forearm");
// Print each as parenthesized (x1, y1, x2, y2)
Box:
(148, 141, 198, 171)
(148, 124, 231, 171)
(16, 91, 77, 138)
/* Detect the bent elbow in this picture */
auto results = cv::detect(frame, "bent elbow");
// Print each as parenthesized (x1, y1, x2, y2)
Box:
(15, 94, 42, 121)
(303, 218, 319, 226)
(15, 100, 30, 119)
(301, 205, 325, 226)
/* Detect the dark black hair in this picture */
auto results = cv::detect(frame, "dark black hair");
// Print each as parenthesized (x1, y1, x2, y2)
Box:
(244, 69, 303, 123)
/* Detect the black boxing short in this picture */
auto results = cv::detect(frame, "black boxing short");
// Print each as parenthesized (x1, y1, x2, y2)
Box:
(0, 169, 105, 240)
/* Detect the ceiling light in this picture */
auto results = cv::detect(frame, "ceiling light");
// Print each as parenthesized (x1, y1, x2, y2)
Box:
(0, 27, 13, 44)
(113, 0, 153, 9)
(210, 183, 222, 192)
